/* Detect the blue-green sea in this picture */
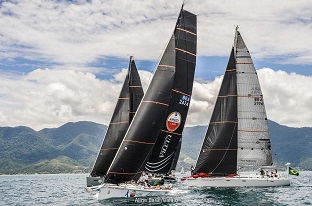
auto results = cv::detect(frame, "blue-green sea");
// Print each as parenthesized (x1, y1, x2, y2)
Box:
(0, 171, 311, 205)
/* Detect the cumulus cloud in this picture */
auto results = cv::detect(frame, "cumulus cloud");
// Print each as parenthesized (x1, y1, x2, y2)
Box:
(0, 68, 121, 130)
(0, 0, 311, 129)
(1, 67, 311, 130)
(0, 66, 154, 130)
(186, 68, 312, 128)
(258, 68, 312, 127)
(0, 0, 312, 66)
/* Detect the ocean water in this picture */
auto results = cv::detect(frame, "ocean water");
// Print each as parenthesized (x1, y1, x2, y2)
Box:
(0, 172, 311, 206)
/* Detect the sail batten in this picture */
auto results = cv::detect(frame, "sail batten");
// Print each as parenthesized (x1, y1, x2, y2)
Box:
(160, 130, 182, 136)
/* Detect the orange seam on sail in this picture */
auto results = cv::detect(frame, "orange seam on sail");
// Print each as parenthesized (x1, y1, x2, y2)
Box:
(219, 94, 237, 98)
(119, 98, 129, 100)
(210, 121, 238, 124)
(203, 148, 238, 151)
(238, 130, 269, 132)
(175, 48, 196, 56)
(158, 64, 175, 68)
(124, 140, 155, 145)
(110, 121, 129, 125)
(161, 130, 182, 136)
(100, 148, 118, 150)
(226, 69, 236, 72)
(238, 95, 262, 98)
(172, 89, 191, 97)
(129, 86, 142, 88)
(236, 62, 253, 64)
(176, 27, 197, 36)
(143, 100, 169, 107)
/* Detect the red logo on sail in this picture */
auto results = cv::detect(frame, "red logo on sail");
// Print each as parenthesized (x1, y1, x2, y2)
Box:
(166, 112, 181, 131)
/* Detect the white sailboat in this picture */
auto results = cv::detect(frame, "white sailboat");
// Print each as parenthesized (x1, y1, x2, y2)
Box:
(184, 27, 290, 187)
(86, 6, 197, 200)
(180, 167, 185, 174)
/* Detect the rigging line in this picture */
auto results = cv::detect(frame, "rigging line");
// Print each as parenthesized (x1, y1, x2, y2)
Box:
(211, 117, 238, 174)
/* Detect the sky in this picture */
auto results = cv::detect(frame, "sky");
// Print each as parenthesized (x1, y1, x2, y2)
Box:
(0, 0, 312, 130)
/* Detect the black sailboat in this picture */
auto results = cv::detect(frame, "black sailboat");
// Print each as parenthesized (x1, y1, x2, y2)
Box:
(144, 9, 197, 176)
(185, 27, 289, 187)
(105, 8, 197, 184)
(87, 56, 144, 186)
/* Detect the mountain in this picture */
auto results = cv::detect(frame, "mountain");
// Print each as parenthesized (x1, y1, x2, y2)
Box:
(0, 120, 311, 174)
(268, 121, 312, 169)
(0, 121, 106, 174)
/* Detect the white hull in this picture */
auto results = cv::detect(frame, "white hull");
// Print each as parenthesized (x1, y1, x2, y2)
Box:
(89, 184, 170, 200)
(185, 176, 290, 187)
(86, 176, 102, 187)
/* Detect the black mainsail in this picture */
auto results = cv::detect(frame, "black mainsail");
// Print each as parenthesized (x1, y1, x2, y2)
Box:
(145, 10, 197, 174)
(90, 56, 144, 177)
(105, 8, 197, 183)
(194, 27, 272, 176)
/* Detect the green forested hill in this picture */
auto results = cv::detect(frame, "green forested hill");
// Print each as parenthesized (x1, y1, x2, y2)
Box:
(268, 121, 312, 169)
(0, 121, 106, 174)
(0, 120, 311, 174)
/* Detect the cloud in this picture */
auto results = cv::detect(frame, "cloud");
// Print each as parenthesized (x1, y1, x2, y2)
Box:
(0, 0, 312, 67)
(0, 0, 311, 130)
(257, 68, 312, 127)
(187, 68, 312, 128)
(0, 68, 121, 130)
(0, 67, 311, 130)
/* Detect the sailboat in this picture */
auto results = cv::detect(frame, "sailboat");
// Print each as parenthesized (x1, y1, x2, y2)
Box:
(144, 5, 197, 181)
(180, 166, 185, 174)
(87, 56, 144, 187)
(87, 6, 197, 200)
(184, 27, 290, 187)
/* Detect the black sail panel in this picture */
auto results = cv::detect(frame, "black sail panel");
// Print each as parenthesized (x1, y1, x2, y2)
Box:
(194, 47, 238, 176)
(90, 57, 144, 177)
(169, 137, 182, 171)
(145, 10, 197, 174)
(105, 34, 176, 183)
(129, 57, 144, 122)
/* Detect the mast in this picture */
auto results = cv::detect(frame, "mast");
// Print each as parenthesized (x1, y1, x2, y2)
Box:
(105, 8, 197, 184)
(144, 8, 197, 175)
(90, 57, 144, 177)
